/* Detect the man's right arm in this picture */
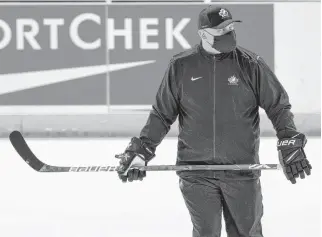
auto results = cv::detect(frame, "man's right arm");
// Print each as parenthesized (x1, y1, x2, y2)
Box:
(115, 59, 180, 182)
(139, 58, 180, 152)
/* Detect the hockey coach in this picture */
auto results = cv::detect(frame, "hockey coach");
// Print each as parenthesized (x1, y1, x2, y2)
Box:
(115, 6, 312, 237)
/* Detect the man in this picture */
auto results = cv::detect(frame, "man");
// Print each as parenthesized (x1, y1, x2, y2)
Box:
(115, 6, 312, 237)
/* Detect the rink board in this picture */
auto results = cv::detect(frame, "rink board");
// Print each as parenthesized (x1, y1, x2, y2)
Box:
(0, 2, 320, 137)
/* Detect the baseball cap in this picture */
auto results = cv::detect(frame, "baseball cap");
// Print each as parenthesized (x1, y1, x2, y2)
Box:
(198, 6, 241, 30)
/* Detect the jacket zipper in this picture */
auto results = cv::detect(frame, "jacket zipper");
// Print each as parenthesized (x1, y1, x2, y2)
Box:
(213, 56, 216, 163)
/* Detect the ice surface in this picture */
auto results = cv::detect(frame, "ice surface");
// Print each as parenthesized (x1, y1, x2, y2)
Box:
(0, 137, 320, 237)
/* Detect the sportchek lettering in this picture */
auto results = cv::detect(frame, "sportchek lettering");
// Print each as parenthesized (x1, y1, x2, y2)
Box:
(0, 14, 191, 50)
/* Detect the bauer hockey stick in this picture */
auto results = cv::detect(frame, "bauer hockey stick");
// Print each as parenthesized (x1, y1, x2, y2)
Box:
(9, 131, 282, 172)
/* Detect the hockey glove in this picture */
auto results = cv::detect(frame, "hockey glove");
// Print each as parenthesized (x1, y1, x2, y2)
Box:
(115, 137, 155, 183)
(277, 131, 312, 184)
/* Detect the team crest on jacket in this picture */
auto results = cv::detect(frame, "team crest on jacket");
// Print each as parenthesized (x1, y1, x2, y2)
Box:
(228, 75, 239, 85)
(219, 9, 229, 19)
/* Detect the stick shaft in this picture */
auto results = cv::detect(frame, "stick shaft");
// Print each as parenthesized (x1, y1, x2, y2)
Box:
(40, 164, 281, 172)
(9, 130, 281, 173)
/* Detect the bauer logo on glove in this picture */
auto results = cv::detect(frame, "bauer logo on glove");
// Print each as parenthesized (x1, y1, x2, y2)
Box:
(277, 139, 296, 147)
(277, 131, 312, 184)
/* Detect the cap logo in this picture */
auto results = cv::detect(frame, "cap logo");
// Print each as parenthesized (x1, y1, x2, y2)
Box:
(219, 9, 229, 19)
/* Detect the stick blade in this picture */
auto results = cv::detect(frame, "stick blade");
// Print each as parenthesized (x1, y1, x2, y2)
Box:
(9, 131, 45, 171)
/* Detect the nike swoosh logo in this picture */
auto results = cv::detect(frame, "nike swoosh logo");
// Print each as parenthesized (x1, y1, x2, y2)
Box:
(191, 76, 202, 81)
(0, 60, 155, 95)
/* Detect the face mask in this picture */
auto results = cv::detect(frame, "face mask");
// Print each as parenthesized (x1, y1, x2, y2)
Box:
(206, 30, 237, 53)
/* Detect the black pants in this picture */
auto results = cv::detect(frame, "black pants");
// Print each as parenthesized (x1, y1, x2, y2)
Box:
(179, 176, 264, 237)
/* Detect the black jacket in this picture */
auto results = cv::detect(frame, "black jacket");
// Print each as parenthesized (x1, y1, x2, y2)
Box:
(139, 44, 297, 179)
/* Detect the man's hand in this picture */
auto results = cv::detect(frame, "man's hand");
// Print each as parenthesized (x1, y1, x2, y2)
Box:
(277, 131, 312, 184)
(115, 137, 155, 183)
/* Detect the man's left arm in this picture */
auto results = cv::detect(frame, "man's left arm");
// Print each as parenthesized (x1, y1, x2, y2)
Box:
(254, 57, 312, 184)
